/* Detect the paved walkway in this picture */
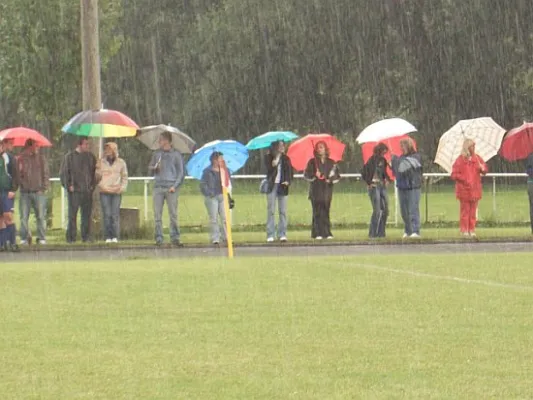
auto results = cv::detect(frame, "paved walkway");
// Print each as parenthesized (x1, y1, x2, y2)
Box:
(3, 241, 532, 262)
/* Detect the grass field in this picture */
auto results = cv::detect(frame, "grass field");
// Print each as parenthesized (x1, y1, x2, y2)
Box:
(1, 254, 532, 399)
(45, 179, 533, 232)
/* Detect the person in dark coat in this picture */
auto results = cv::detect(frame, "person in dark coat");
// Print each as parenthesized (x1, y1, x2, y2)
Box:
(264, 141, 293, 242)
(0, 139, 19, 251)
(303, 141, 341, 240)
(361, 143, 392, 238)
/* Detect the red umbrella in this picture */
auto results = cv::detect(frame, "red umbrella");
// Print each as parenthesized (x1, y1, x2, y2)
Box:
(0, 127, 52, 147)
(287, 133, 345, 171)
(500, 123, 533, 161)
(361, 134, 417, 164)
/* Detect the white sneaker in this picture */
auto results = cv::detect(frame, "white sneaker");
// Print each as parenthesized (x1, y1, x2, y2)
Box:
(105, 239, 112, 244)
(315, 236, 323, 240)
(469, 232, 477, 238)
(267, 237, 275, 243)
(38, 240, 46, 245)
(279, 236, 287, 242)
(327, 236, 334, 240)
(402, 233, 408, 239)
(410, 233, 421, 239)
(462, 232, 470, 237)
(111, 238, 118, 243)
(20, 240, 27, 245)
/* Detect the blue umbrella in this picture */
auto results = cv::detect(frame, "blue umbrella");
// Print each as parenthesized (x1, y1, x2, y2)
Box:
(246, 131, 298, 150)
(186, 140, 249, 180)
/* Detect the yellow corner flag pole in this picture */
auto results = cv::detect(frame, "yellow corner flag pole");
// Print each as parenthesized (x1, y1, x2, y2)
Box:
(220, 163, 234, 259)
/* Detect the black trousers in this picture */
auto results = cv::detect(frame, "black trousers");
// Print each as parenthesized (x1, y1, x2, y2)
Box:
(66, 191, 93, 243)
(311, 199, 332, 238)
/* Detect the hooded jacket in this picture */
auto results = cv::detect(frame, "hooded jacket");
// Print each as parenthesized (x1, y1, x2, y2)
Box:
(391, 152, 423, 190)
(97, 142, 128, 194)
(451, 154, 488, 201)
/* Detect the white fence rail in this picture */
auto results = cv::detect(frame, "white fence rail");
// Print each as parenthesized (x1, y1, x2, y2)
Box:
(51, 173, 528, 229)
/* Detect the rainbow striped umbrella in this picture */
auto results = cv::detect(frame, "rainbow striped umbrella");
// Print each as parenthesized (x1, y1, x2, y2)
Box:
(62, 109, 139, 138)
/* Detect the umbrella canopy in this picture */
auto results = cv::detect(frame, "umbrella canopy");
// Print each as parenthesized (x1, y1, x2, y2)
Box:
(186, 140, 249, 180)
(62, 109, 139, 138)
(434, 117, 506, 172)
(356, 118, 417, 144)
(0, 127, 52, 147)
(500, 122, 533, 162)
(137, 125, 196, 154)
(246, 131, 298, 150)
(287, 133, 345, 171)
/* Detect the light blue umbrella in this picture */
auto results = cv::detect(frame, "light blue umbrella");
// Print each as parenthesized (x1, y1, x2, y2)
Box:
(186, 140, 249, 180)
(245, 131, 298, 150)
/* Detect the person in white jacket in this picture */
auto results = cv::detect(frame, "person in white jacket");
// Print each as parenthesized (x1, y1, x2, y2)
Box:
(96, 142, 128, 243)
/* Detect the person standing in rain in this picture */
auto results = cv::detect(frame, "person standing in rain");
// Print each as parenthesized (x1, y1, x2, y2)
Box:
(149, 131, 185, 246)
(304, 141, 341, 240)
(361, 143, 391, 238)
(526, 152, 533, 234)
(451, 139, 488, 237)
(96, 142, 128, 243)
(264, 140, 293, 243)
(200, 152, 228, 246)
(60, 137, 98, 243)
(392, 138, 423, 238)
(18, 139, 50, 245)
(0, 139, 19, 251)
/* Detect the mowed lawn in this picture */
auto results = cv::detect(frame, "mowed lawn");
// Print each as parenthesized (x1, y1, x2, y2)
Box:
(47, 180, 533, 230)
(1, 254, 532, 399)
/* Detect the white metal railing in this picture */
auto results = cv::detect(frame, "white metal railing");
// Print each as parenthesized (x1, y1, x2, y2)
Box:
(51, 173, 529, 229)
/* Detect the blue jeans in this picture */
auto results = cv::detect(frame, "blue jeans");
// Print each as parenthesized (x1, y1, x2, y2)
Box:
(266, 184, 288, 238)
(153, 186, 179, 243)
(205, 194, 226, 243)
(368, 185, 388, 238)
(19, 192, 47, 241)
(399, 188, 421, 235)
(100, 193, 121, 240)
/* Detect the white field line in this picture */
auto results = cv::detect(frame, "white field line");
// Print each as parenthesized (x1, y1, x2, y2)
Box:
(352, 263, 533, 292)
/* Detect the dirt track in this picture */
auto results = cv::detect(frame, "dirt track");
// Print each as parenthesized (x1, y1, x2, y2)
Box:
(2, 241, 532, 262)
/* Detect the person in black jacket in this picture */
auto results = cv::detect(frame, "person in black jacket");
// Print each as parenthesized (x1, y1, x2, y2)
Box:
(304, 141, 341, 240)
(361, 143, 391, 238)
(264, 141, 293, 242)
(0, 139, 19, 252)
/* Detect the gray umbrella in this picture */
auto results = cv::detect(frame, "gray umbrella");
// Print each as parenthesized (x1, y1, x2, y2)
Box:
(136, 124, 196, 153)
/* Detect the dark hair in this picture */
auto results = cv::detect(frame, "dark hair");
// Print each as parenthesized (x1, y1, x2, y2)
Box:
(160, 131, 172, 143)
(210, 151, 223, 163)
(313, 141, 329, 157)
(25, 139, 35, 148)
(373, 143, 388, 156)
(78, 137, 88, 146)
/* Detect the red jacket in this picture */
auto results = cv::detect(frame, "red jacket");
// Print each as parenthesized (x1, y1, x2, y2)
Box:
(451, 154, 488, 201)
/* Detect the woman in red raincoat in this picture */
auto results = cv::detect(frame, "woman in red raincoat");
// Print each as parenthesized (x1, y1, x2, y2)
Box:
(451, 139, 488, 237)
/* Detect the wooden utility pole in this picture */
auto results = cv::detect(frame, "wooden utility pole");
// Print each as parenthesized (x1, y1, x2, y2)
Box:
(80, 0, 102, 236)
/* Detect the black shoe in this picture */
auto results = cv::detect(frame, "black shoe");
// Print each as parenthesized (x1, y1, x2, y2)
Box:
(172, 240, 184, 247)
(155, 241, 163, 247)
(9, 244, 20, 253)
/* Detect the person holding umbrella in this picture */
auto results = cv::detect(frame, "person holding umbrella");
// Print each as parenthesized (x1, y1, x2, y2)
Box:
(18, 139, 50, 245)
(451, 139, 488, 237)
(264, 140, 293, 242)
(361, 143, 391, 238)
(200, 152, 229, 245)
(303, 141, 341, 240)
(149, 131, 185, 246)
(96, 142, 128, 243)
(0, 139, 19, 251)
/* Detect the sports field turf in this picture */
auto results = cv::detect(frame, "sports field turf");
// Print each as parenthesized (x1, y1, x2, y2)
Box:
(1, 253, 532, 399)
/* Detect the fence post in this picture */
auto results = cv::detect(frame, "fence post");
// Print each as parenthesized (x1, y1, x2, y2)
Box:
(492, 176, 497, 215)
(425, 176, 429, 224)
(144, 179, 149, 222)
(61, 185, 65, 229)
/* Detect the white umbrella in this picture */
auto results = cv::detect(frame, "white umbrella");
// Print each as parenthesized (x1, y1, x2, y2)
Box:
(434, 117, 506, 172)
(356, 118, 417, 144)
(136, 124, 196, 153)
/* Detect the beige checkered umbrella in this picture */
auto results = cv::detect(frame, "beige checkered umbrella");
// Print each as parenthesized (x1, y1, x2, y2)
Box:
(434, 117, 506, 172)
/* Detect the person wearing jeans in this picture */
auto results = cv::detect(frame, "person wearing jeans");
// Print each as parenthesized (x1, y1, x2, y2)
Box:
(200, 152, 228, 245)
(18, 139, 50, 245)
(60, 137, 97, 243)
(264, 141, 293, 242)
(451, 139, 488, 237)
(97, 142, 128, 243)
(149, 132, 185, 246)
(391, 138, 423, 238)
(526, 152, 533, 234)
(361, 143, 391, 238)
